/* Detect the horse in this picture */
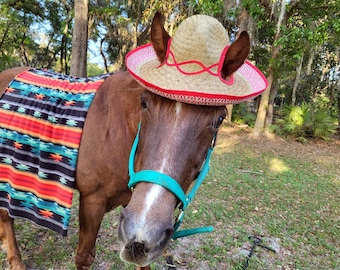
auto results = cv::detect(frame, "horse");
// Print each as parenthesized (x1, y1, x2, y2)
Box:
(0, 12, 252, 270)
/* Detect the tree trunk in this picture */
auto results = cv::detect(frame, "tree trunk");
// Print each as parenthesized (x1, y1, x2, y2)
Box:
(254, 72, 273, 136)
(0, 23, 10, 50)
(100, 37, 109, 73)
(70, 0, 88, 77)
(228, 4, 254, 123)
(226, 104, 233, 123)
(238, 7, 254, 42)
(291, 53, 304, 105)
(60, 15, 72, 74)
(337, 81, 340, 132)
(266, 77, 278, 127)
(254, 39, 281, 136)
(337, 51, 340, 131)
(306, 47, 317, 76)
(338, 92, 340, 132)
(253, 0, 286, 136)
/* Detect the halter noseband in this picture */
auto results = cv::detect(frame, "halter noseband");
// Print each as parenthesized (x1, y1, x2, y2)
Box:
(128, 123, 215, 240)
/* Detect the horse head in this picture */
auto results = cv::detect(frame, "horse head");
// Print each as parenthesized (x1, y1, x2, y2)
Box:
(118, 12, 250, 267)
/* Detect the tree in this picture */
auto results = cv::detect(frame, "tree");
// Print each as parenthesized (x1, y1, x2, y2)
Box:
(0, 0, 44, 70)
(252, 0, 296, 136)
(70, 0, 89, 77)
(0, 0, 339, 131)
(0, 0, 75, 73)
(241, 0, 340, 135)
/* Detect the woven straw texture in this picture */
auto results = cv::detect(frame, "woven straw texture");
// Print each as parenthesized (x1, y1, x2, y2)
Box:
(126, 15, 267, 106)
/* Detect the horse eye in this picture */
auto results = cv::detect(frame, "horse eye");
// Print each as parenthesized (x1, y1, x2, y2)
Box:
(216, 114, 226, 128)
(141, 96, 148, 110)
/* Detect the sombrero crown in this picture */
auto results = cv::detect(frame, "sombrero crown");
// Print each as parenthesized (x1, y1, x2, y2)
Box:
(126, 14, 267, 106)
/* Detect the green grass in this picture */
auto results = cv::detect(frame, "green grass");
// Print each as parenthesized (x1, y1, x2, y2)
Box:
(1, 126, 339, 269)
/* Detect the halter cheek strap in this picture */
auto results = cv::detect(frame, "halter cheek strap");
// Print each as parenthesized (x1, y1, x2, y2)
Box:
(128, 122, 215, 240)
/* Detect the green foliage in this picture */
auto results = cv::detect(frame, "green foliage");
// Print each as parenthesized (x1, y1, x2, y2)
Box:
(242, 0, 265, 21)
(271, 104, 337, 140)
(310, 108, 336, 139)
(189, 0, 224, 16)
(87, 63, 105, 76)
(0, 0, 73, 72)
(231, 103, 256, 127)
(0, 0, 339, 134)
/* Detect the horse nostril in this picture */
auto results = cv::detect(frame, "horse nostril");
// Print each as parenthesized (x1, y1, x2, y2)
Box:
(157, 227, 174, 249)
(164, 227, 174, 239)
(133, 241, 146, 255)
(125, 240, 133, 250)
(119, 209, 126, 223)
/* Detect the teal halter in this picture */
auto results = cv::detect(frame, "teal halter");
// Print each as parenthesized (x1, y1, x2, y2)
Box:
(128, 123, 215, 240)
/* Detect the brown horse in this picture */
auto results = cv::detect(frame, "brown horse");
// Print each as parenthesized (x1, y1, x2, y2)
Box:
(0, 13, 250, 270)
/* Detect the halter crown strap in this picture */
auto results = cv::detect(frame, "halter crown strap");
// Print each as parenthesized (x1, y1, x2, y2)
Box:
(128, 122, 215, 239)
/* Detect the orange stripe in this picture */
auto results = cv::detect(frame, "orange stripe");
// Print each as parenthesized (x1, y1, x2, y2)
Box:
(0, 164, 73, 208)
(16, 71, 103, 93)
(0, 109, 81, 149)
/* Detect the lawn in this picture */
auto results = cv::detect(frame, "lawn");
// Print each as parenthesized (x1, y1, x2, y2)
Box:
(1, 125, 339, 269)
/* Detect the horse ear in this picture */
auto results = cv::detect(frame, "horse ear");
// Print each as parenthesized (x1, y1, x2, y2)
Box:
(151, 11, 171, 63)
(221, 31, 250, 79)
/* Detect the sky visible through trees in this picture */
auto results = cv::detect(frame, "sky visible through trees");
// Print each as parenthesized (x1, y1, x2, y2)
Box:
(0, 0, 339, 135)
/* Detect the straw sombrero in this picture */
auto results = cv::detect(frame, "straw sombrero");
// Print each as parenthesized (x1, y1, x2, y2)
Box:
(126, 14, 267, 106)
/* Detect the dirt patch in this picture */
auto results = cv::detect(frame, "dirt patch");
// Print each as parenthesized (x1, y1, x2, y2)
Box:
(218, 125, 340, 176)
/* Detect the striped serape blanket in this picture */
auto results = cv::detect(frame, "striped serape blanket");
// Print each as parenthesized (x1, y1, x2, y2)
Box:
(0, 69, 110, 236)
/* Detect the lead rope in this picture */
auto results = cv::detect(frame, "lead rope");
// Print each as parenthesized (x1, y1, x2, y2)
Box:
(243, 236, 276, 269)
(165, 255, 176, 269)
(172, 133, 217, 240)
(163, 135, 217, 269)
(165, 235, 277, 270)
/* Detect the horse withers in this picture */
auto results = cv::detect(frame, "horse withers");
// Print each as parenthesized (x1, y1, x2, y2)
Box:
(0, 12, 266, 270)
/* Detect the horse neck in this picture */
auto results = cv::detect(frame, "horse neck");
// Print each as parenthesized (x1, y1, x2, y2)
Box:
(95, 71, 143, 131)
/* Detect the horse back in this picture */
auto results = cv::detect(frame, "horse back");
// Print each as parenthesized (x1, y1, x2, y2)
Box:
(0, 67, 143, 211)
(0, 67, 31, 95)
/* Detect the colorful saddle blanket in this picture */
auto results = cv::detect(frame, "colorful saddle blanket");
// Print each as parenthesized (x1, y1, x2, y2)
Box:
(0, 69, 110, 236)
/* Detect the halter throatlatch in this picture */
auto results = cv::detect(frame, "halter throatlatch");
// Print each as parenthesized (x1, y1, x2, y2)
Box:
(128, 123, 215, 240)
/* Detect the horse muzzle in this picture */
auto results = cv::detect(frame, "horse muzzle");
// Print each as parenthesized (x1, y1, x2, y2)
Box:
(118, 206, 174, 266)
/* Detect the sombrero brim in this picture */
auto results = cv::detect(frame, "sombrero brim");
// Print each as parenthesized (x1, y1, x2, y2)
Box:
(126, 43, 268, 106)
